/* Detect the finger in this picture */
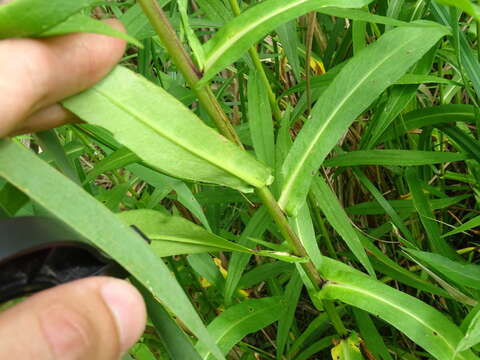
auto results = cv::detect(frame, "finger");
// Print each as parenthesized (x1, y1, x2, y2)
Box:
(0, 277, 146, 360)
(8, 104, 81, 136)
(0, 19, 126, 137)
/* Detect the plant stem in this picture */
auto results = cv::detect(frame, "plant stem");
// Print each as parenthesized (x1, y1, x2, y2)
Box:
(256, 187, 323, 288)
(139, 0, 347, 336)
(227, 0, 283, 124)
(137, 0, 243, 147)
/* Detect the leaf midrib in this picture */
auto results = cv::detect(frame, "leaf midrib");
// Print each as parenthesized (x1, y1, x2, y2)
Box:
(205, 0, 311, 69)
(279, 31, 425, 207)
(92, 84, 260, 188)
(326, 282, 464, 359)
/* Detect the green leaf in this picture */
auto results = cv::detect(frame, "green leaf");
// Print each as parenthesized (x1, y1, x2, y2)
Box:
(119, 209, 300, 262)
(405, 249, 480, 291)
(0, 182, 29, 216)
(0, 0, 96, 39)
(276, 271, 303, 359)
(248, 69, 275, 169)
(434, 0, 480, 22)
(325, 150, 469, 167)
(276, 21, 302, 82)
(319, 258, 478, 360)
(443, 215, 480, 238)
(195, 297, 286, 360)
(310, 176, 374, 276)
(63, 66, 273, 192)
(405, 167, 458, 258)
(195, 0, 232, 23)
(457, 311, 480, 352)
(224, 208, 271, 304)
(347, 194, 469, 216)
(353, 309, 394, 360)
(178, 0, 206, 68)
(133, 279, 203, 360)
(330, 331, 365, 360)
(120, 0, 172, 40)
(0, 139, 225, 360)
(279, 23, 449, 215)
(381, 105, 476, 144)
(200, 0, 373, 82)
(84, 147, 140, 185)
(118, 209, 255, 256)
(40, 14, 142, 47)
(319, 7, 408, 27)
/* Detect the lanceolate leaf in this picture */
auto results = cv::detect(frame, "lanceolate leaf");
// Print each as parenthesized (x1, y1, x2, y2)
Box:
(40, 14, 142, 47)
(405, 249, 480, 290)
(200, 0, 373, 83)
(324, 150, 469, 167)
(310, 177, 374, 276)
(0, 0, 96, 39)
(0, 139, 225, 360)
(457, 311, 480, 352)
(279, 24, 449, 215)
(195, 297, 286, 360)
(63, 66, 273, 192)
(381, 105, 476, 143)
(319, 258, 478, 360)
(118, 209, 253, 256)
(119, 209, 302, 263)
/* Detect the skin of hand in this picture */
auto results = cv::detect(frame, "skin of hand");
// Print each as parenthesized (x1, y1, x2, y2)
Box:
(0, 20, 147, 359)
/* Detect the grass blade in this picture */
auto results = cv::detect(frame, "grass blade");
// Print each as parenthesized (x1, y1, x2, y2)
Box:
(405, 249, 480, 291)
(195, 297, 286, 360)
(310, 176, 374, 276)
(325, 150, 469, 167)
(279, 23, 449, 215)
(405, 167, 458, 258)
(201, 0, 373, 83)
(248, 69, 275, 168)
(320, 258, 478, 360)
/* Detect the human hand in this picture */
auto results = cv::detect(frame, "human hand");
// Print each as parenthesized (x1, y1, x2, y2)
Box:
(0, 19, 126, 137)
(0, 277, 146, 359)
(0, 18, 147, 359)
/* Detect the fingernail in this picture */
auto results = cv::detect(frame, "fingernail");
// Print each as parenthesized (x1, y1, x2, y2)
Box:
(101, 280, 146, 352)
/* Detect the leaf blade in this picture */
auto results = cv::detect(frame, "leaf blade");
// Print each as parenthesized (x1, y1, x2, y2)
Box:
(279, 24, 449, 215)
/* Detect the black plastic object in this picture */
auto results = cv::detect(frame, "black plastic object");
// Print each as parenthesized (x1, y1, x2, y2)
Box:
(0, 216, 130, 303)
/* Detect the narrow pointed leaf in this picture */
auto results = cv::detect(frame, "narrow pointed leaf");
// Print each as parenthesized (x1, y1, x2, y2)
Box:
(310, 177, 374, 276)
(195, 297, 286, 360)
(201, 0, 373, 83)
(40, 14, 142, 46)
(248, 69, 275, 169)
(319, 258, 478, 360)
(0, 0, 96, 39)
(325, 150, 469, 167)
(457, 311, 480, 352)
(118, 209, 253, 256)
(405, 249, 480, 290)
(279, 24, 449, 215)
(0, 139, 225, 360)
(63, 66, 273, 192)
(119, 209, 300, 262)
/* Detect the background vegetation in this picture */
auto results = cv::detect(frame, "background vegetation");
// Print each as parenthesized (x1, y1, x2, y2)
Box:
(1, 0, 480, 359)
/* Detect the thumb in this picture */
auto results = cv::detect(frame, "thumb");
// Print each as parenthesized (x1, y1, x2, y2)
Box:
(0, 277, 146, 359)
